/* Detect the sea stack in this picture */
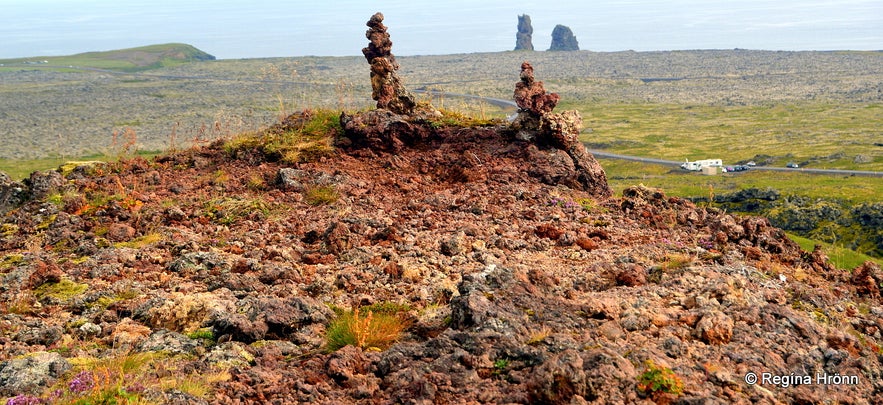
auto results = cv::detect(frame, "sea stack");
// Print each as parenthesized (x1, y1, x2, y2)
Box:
(514, 14, 534, 51)
(548, 24, 579, 51)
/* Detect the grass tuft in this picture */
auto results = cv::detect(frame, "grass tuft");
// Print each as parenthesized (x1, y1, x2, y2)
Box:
(304, 185, 339, 206)
(325, 305, 411, 352)
(224, 109, 340, 164)
(203, 197, 270, 225)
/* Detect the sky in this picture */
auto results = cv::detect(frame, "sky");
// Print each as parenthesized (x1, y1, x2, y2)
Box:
(1, 0, 881, 59)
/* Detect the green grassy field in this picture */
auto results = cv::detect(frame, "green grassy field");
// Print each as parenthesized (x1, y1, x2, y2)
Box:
(598, 158, 882, 204)
(0, 43, 214, 72)
(0, 151, 160, 180)
(566, 101, 883, 172)
(788, 233, 883, 269)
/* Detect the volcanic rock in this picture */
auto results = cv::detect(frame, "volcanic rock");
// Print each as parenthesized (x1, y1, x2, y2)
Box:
(511, 61, 611, 197)
(514, 14, 534, 51)
(0, 352, 71, 396)
(1, 13, 882, 405)
(0, 172, 28, 214)
(549, 24, 579, 51)
(362, 12, 416, 114)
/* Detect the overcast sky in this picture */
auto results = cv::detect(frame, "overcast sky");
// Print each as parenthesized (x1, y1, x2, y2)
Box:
(2, 0, 881, 59)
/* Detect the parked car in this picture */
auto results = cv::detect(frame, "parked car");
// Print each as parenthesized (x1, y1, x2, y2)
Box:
(786, 162, 799, 168)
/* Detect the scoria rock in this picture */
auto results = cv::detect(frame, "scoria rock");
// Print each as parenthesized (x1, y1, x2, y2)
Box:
(511, 61, 612, 197)
(362, 12, 416, 114)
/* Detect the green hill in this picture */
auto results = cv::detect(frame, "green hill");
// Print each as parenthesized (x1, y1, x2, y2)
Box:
(0, 43, 215, 72)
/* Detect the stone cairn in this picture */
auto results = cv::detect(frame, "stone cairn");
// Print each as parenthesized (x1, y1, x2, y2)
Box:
(362, 12, 416, 115)
(512, 61, 611, 197)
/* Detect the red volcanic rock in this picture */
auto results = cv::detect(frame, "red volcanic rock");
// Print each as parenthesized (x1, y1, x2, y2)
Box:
(615, 264, 646, 287)
(693, 310, 734, 345)
(510, 62, 612, 197)
(535, 223, 563, 240)
(362, 12, 416, 115)
(106, 223, 136, 242)
(514, 61, 559, 115)
(26, 261, 63, 289)
(575, 237, 598, 251)
(850, 261, 883, 299)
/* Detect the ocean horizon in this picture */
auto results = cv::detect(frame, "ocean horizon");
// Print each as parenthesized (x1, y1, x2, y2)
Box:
(2, 0, 881, 60)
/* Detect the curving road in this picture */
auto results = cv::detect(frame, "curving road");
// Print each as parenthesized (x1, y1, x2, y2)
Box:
(588, 150, 882, 178)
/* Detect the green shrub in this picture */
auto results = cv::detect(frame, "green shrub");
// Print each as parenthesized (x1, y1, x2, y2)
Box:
(637, 360, 684, 398)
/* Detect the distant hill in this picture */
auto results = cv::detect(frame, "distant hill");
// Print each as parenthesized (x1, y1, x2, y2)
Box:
(0, 43, 215, 72)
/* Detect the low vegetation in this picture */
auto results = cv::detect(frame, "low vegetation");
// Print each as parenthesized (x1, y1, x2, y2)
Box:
(788, 233, 882, 269)
(636, 360, 684, 401)
(325, 303, 412, 352)
(223, 108, 340, 164)
(572, 102, 882, 172)
(5, 352, 229, 404)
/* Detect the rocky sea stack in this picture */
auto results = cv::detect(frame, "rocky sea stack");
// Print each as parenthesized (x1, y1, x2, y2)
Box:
(549, 24, 580, 51)
(514, 14, 534, 51)
(0, 12, 881, 405)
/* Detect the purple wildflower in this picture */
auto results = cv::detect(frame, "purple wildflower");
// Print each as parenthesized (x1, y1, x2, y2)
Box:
(123, 382, 146, 394)
(68, 370, 94, 394)
(5, 395, 43, 405)
(699, 238, 715, 250)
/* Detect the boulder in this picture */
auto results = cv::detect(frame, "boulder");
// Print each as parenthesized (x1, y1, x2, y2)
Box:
(0, 171, 28, 213)
(25, 170, 64, 200)
(0, 352, 71, 396)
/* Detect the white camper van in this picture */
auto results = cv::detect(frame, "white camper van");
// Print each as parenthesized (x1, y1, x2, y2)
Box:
(680, 159, 722, 171)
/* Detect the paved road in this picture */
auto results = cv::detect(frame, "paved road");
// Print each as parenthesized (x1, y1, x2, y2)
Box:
(588, 150, 883, 178)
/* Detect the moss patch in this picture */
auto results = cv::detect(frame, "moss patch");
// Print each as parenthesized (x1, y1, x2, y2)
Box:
(34, 278, 89, 301)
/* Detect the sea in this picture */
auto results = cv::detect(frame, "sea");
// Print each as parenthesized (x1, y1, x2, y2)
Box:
(1, 0, 881, 60)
